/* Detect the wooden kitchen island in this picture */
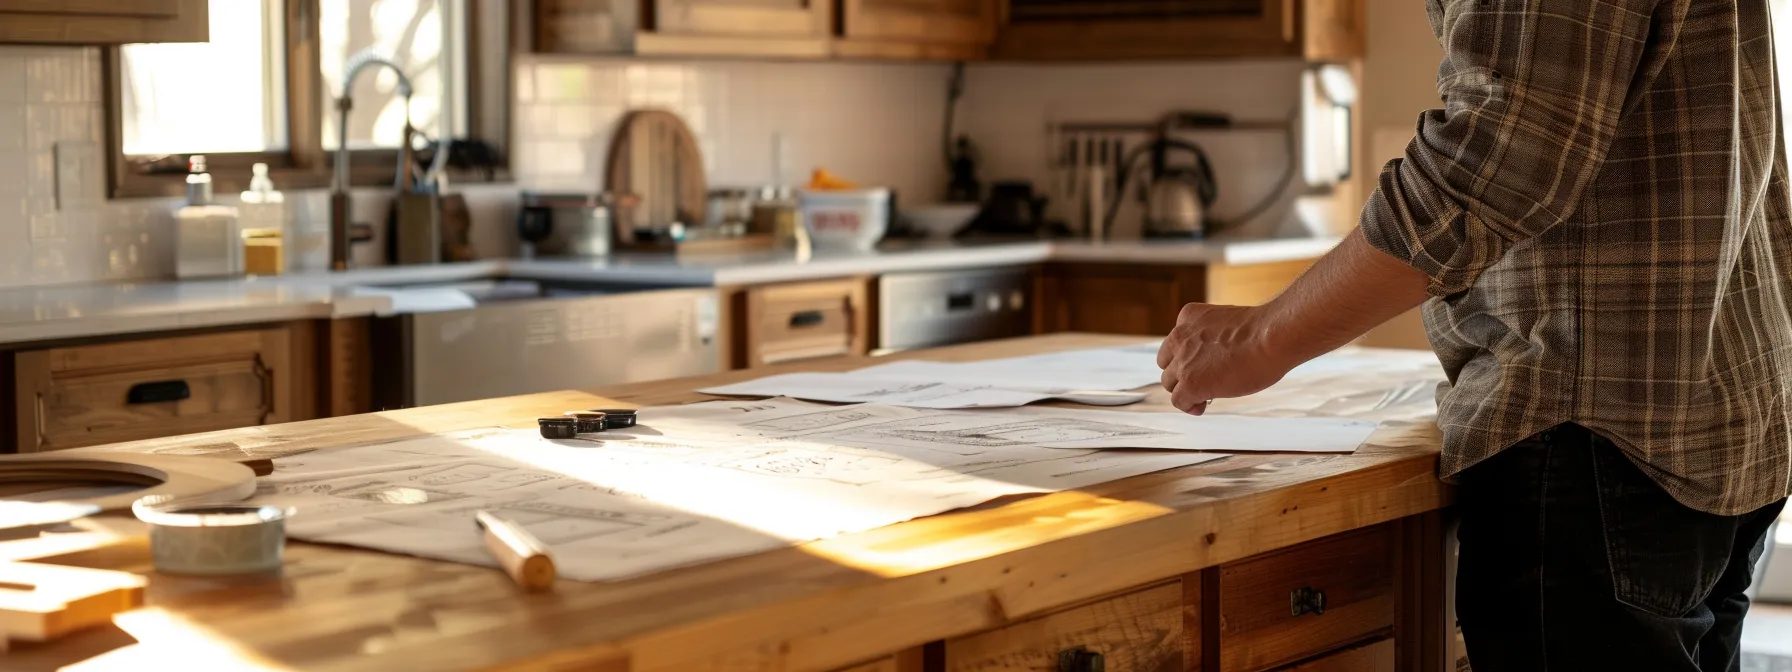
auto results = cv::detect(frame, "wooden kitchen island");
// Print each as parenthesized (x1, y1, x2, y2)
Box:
(4, 334, 1452, 672)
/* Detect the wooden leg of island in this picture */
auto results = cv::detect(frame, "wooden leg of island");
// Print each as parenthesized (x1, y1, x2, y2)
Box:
(826, 513, 1449, 672)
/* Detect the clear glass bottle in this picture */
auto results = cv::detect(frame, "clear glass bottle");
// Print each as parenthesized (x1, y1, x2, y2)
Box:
(174, 155, 243, 279)
(239, 163, 288, 275)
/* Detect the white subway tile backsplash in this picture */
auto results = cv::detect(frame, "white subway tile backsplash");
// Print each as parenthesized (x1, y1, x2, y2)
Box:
(25, 105, 55, 149)
(25, 149, 52, 200)
(0, 105, 22, 151)
(514, 56, 950, 203)
(0, 50, 24, 104)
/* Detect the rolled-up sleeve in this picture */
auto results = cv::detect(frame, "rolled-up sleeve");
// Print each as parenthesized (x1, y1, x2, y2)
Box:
(1360, 0, 1660, 297)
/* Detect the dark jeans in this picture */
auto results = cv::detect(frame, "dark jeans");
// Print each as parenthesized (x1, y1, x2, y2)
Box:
(1456, 423, 1786, 672)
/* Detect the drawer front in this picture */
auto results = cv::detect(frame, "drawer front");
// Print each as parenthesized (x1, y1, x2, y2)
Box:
(1275, 637, 1393, 672)
(744, 279, 869, 367)
(945, 580, 1184, 672)
(15, 329, 293, 452)
(1217, 525, 1396, 672)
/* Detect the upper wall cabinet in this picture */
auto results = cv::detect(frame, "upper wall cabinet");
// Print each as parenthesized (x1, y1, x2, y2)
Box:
(835, 0, 998, 61)
(995, 0, 1363, 61)
(537, 0, 832, 58)
(0, 0, 209, 44)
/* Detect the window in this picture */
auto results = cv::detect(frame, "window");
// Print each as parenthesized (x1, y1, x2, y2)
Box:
(108, 0, 504, 197)
(120, 1, 286, 155)
(319, 0, 466, 150)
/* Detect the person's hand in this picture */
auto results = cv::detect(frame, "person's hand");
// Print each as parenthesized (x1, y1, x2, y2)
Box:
(1157, 302, 1300, 415)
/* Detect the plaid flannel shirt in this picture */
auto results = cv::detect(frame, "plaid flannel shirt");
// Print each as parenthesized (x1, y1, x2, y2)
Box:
(1360, 0, 1792, 514)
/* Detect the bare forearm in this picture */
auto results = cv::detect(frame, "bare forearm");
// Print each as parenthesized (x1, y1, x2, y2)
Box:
(1261, 228, 1433, 360)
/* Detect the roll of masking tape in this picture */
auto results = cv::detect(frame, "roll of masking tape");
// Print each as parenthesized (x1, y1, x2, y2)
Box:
(132, 496, 291, 575)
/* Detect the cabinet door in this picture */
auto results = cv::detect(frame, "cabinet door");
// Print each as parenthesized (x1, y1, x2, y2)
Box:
(945, 580, 1185, 672)
(1037, 264, 1201, 337)
(842, 0, 996, 45)
(0, 0, 207, 44)
(997, 0, 1295, 60)
(654, 0, 830, 39)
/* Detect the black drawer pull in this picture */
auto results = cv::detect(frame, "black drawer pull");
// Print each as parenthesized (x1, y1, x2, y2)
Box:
(1057, 646, 1104, 672)
(1291, 586, 1327, 616)
(127, 380, 191, 405)
(788, 310, 826, 328)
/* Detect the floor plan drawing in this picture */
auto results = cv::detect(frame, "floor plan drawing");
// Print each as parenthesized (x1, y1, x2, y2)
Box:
(745, 408, 875, 432)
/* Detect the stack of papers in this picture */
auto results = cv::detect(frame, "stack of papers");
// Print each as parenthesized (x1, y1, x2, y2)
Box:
(701, 343, 1165, 409)
(252, 399, 1378, 581)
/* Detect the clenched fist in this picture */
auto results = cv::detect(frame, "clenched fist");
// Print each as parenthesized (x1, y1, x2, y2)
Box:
(1156, 302, 1302, 415)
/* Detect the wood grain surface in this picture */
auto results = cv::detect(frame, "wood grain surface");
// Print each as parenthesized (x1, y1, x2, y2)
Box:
(944, 580, 1183, 672)
(2, 334, 1449, 672)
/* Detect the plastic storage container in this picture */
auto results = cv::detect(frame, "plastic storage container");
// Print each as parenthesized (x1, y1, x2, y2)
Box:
(797, 188, 890, 251)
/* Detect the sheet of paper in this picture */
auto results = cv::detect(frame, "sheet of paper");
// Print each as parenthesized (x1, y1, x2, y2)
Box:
(251, 401, 1236, 582)
(699, 372, 1146, 409)
(854, 344, 1166, 393)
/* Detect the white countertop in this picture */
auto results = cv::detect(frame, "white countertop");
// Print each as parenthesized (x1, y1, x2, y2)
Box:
(0, 237, 1339, 346)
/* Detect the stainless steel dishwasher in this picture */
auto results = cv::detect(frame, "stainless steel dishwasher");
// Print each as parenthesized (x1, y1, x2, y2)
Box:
(877, 266, 1033, 353)
(369, 280, 720, 409)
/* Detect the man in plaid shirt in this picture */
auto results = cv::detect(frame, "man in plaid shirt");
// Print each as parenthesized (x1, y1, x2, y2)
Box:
(1159, 0, 1792, 669)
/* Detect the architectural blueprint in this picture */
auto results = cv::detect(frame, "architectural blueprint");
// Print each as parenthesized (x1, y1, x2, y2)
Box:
(249, 401, 1278, 581)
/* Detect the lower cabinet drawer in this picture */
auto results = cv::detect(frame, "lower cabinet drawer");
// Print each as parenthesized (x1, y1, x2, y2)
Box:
(13, 328, 299, 451)
(742, 279, 870, 367)
(1275, 638, 1394, 672)
(944, 580, 1184, 672)
(1216, 525, 1397, 672)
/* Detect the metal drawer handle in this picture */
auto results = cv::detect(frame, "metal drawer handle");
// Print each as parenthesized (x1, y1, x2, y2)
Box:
(1057, 646, 1105, 672)
(127, 380, 192, 405)
(1291, 586, 1327, 616)
(788, 310, 826, 328)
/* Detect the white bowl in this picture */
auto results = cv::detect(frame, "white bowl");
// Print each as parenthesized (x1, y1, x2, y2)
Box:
(903, 203, 981, 238)
(798, 189, 891, 251)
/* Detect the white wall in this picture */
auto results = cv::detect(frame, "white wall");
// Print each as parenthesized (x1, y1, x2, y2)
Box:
(954, 60, 1319, 239)
(1, 47, 1345, 288)
(511, 56, 953, 203)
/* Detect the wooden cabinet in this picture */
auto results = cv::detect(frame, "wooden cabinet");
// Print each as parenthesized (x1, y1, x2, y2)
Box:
(729, 278, 874, 369)
(10, 325, 314, 453)
(1036, 265, 1195, 337)
(1036, 260, 1314, 337)
(536, 0, 831, 57)
(931, 525, 1412, 672)
(1276, 638, 1395, 672)
(0, 0, 208, 44)
(658, 0, 830, 38)
(836, 0, 998, 60)
(1212, 524, 1396, 672)
(945, 580, 1186, 672)
(995, 0, 1363, 61)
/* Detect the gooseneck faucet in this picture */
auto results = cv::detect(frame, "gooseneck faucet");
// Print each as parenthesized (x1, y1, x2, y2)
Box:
(329, 50, 414, 271)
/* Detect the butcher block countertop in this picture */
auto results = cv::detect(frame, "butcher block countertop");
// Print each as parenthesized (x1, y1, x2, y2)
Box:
(5, 334, 1452, 672)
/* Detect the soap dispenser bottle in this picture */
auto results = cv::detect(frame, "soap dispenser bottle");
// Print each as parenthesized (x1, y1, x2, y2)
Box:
(239, 162, 288, 275)
(174, 155, 244, 279)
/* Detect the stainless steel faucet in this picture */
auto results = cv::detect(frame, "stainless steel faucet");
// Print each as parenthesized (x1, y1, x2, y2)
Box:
(329, 50, 414, 271)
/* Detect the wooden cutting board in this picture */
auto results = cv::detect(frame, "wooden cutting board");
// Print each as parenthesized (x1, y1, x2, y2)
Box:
(605, 109, 708, 245)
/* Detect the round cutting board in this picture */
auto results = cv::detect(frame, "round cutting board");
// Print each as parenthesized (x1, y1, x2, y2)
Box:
(605, 109, 708, 244)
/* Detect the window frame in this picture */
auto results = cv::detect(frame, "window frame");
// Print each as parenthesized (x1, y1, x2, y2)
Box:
(103, 0, 512, 199)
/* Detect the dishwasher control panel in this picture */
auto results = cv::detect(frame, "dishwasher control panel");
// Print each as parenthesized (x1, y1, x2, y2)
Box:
(878, 267, 1032, 352)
